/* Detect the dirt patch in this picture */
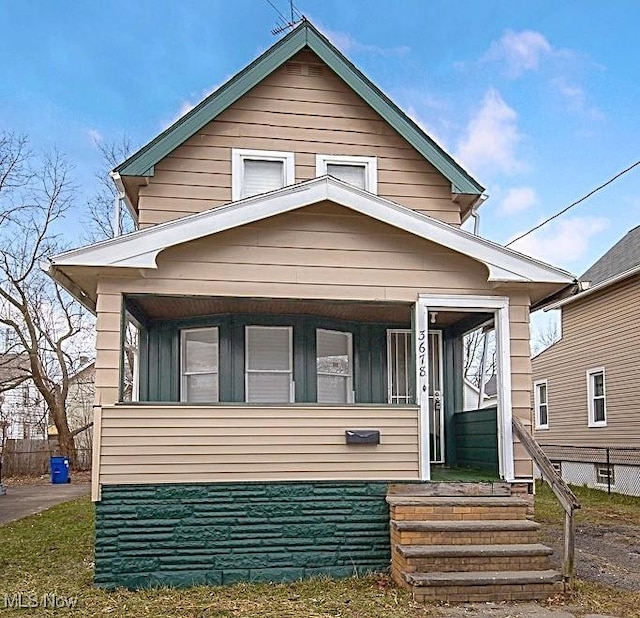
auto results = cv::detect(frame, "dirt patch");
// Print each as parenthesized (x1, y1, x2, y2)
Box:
(541, 522, 640, 591)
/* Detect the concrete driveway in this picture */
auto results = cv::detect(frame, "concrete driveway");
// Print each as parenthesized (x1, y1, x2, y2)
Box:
(0, 483, 90, 525)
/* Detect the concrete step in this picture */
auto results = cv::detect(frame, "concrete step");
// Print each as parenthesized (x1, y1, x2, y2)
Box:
(391, 519, 542, 549)
(387, 495, 530, 522)
(387, 482, 512, 497)
(405, 569, 564, 603)
(394, 543, 554, 573)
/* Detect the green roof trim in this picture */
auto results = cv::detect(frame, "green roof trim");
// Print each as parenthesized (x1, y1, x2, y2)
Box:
(116, 21, 484, 195)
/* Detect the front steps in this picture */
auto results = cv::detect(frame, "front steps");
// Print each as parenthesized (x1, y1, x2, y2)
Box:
(387, 484, 564, 603)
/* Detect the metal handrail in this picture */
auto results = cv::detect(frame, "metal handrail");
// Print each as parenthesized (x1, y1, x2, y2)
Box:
(512, 415, 581, 584)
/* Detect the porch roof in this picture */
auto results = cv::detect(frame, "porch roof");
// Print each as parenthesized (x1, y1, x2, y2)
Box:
(48, 176, 576, 312)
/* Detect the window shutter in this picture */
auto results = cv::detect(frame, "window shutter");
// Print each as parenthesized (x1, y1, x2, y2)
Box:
(243, 159, 284, 198)
(326, 163, 366, 189)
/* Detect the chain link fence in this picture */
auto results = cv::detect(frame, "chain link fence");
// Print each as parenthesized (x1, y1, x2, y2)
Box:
(536, 444, 640, 496)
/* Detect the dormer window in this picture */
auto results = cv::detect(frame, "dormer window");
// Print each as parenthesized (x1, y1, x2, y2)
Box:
(232, 149, 295, 201)
(316, 155, 377, 193)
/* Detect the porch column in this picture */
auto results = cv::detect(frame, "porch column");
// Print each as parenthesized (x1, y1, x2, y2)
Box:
(414, 299, 431, 480)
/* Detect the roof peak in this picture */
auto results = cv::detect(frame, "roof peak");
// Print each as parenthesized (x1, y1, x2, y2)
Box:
(114, 19, 483, 198)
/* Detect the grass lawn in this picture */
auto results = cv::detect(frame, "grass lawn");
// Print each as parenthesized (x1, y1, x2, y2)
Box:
(534, 479, 640, 526)
(0, 492, 638, 617)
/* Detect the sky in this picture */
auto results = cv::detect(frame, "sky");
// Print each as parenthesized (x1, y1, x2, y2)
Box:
(2, 1, 639, 329)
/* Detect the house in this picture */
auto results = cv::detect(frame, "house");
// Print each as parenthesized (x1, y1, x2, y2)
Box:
(463, 375, 497, 410)
(0, 353, 47, 441)
(47, 21, 575, 600)
(532, 225, 640, 496)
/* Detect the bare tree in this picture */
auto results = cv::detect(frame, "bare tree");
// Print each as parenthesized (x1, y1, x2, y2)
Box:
(0, 132, 93, 462)
(84, 137, 135, 241)
(532, 314, 560, 355)
(464, 327, 496, 388)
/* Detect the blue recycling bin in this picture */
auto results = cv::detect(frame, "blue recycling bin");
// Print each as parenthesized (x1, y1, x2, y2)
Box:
(50, 457, 70, 484)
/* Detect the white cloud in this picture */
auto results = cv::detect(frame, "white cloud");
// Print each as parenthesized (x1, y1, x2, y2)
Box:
(86, 129, 103, 146)
(552, 77, 604, 120)
(162, 79, 228, 129)
(501, 187, 537, 214)
(484, 30, 553, 77)
(509, 216, 608, 266)
(317, 25, 409, 57)
(456, 89, 523, 176)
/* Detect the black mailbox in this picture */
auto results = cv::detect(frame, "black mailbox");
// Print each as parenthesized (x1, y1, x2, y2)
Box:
(345, 430, 380, 445)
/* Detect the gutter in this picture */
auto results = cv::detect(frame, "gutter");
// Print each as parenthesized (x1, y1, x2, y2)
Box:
(109, 172, 138, 232)
(545, 262, 640, 311)
(469, 194, 488, 235)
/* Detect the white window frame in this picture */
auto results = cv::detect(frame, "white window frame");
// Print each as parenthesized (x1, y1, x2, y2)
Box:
(315, 154, 377, 193)
(232, 149, 295, 201)
(316, 328, 354, 404)
(180, 327, 220, 403)
(245, 326, 294, 403)
(387, 329, 412, 405)
(534, 379, 549, 430)
(586, 367, 607, 427)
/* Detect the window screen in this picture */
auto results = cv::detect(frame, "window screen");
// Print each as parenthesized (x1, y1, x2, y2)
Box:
(387, 329, 412, 404)
(326, 163, 366, 189)
(242, 159, 284, 198)
(316, 329, 353, 404)
(245, 326, 293, 403)
(535, 382, 548, 427)
(181, 328, 219, 402)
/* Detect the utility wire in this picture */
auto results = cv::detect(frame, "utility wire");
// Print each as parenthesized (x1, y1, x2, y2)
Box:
(506, 159, 640, 247)
(264, 0, 289, 26)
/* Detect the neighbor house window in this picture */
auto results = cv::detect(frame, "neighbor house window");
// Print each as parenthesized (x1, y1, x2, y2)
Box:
(534, 380, 549, 429)
(587, 367, 606, 427)
(181, 327, 219, 402)
(316, 155, 377, 192)
(245, 326, 293, 403)
(316, 329, 353, 404)
(387, 329, 412, 404)
(232, 149, 295, 200)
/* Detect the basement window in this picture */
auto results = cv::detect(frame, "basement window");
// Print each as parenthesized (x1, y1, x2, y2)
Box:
(595, 464, 615, 486)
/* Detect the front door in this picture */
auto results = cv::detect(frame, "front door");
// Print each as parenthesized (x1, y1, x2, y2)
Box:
(428, 331, 444, 464)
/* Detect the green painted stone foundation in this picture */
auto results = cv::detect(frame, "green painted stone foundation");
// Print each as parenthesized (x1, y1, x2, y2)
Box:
(95, 481, 391, 589)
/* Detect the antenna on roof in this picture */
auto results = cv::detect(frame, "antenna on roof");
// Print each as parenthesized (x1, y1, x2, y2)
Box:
(265, 0, 305, 36)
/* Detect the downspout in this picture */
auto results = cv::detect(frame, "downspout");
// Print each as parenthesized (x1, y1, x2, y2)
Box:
(469, 193, 488, 235)
(109, 172, 138, 236)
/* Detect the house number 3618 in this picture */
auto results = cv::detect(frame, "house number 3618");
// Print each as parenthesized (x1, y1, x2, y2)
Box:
(418, 330, 426, 378)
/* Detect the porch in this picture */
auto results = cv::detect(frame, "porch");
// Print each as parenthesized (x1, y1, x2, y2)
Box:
(95, 293, 512, 487)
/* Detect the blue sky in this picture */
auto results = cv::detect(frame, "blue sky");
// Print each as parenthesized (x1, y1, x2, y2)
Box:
(2, 0, 639, 280)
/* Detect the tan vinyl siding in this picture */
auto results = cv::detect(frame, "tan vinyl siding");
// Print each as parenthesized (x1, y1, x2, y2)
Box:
(99, 405, 419, 484)
(138, 49, 460, 228)
(90, 209, 534, 485)
(532, 274, 640, 447)
(508, 290, 534, 478)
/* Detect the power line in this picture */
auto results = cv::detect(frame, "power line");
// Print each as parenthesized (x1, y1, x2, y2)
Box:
(264, 0, 289, 26)
(506, 159, 640, 247)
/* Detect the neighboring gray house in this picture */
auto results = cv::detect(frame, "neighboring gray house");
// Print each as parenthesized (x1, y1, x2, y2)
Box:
(532, 225, 640, 495)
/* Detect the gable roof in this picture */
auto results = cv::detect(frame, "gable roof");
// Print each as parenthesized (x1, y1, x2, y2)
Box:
(581, 225, 640, 286)
(48, 176, 574, 309)
(115, 20, 483, 197)
(547, 225, 640, 310)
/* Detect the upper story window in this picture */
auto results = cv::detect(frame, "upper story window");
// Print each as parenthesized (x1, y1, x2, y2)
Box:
(587, 367, 606, 427)
(245, 326, 294, 403)
(534, 380, 549, 429)
(316, 155, 377, 193)
(316, 329, 354, 404)
(181, 327, 219, 402)
(232, 149, 295, 201)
